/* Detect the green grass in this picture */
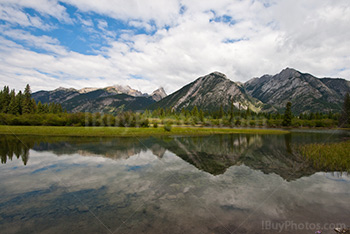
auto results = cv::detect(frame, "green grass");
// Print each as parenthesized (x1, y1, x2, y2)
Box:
(295, 141, 350, 172)
(0, 125, 289, 137)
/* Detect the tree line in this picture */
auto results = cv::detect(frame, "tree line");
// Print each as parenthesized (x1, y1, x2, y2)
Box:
(0, 84, 349, 128)
(0, 84, 63, 115)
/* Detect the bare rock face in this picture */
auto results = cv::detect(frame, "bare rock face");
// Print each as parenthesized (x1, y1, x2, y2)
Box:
(105, 85, 144, 97)
(32, 68, 350, 114)
(32, 87, 80, 104)
(244, 68, 350, 113)
(33, 85, 155, 113)
(151, 87, 167, 102)
(78, 87, 98, 93)
(152, 71, 263, 112)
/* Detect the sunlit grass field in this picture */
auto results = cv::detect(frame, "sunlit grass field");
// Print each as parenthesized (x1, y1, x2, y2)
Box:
(0, 125, 288, 137)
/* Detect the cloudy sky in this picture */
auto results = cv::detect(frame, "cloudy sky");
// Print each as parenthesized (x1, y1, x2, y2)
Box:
(0, 0, 349, 94)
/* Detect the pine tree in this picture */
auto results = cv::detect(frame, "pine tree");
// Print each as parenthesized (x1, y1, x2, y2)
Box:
(229, 101, 234, 122)
(159, 108, 165, 117)
(246, 107, 251, 118)
(48, 102, 55, 113)
(218, 105, 224, 119)
(339, 92, 350, 127)
(43, 103, 49, 113)
(181, 107, 186, 116)
(8, 89, 19, 115)
(57, 103, 63, 113)
(191, 106, 198, 117)
(16, 91, 23, 114)
(0, 89, 3, 112)
(199, 109, 204, 122)
(31, 98, 37, 113)
(282, 102, 292, 126)
(1, 86, 10, 113)
(37, 101, 44, 114)
(22, 84, 33, 114)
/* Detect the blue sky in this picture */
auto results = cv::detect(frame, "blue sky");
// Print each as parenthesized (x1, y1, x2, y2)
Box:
(0, 0, 349, 94)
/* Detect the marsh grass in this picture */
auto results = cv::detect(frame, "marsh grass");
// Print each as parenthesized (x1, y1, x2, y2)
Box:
(0, 125, 288, 137)
(295, 141, 350, 172)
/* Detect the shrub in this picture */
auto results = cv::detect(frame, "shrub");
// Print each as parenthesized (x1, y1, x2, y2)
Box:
(140, 118, 149, 127)
(235, 118, 241, 126)
(153, 121, 158, 128)
(164, 123, 172, 132)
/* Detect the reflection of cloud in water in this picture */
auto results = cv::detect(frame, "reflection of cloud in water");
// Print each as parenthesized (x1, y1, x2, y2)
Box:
(0, 133, 342, 180)
(1, 133, 350, 233)
(0, 146, 350, 233)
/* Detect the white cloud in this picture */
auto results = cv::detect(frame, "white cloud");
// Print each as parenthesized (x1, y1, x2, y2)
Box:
(0, 4, 53, 30)
(0, 0, 349, 94)
(0, 0, 71, 23)
(97, 19, 108, 30)
(128, 20, 156, 32)
(0, 27, 67, 55)
(76, 14, 94, 27)
(60, 0, 180, 27)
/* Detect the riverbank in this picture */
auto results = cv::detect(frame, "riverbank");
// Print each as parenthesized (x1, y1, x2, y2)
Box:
(0, 125, 289, 137)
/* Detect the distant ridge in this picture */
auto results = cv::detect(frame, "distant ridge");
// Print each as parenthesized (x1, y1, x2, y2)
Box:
(33, 68, 350, 114)
(32, 85, 167, 113)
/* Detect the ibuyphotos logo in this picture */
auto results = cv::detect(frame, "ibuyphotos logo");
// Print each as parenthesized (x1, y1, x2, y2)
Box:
(261, 220, 346, 233)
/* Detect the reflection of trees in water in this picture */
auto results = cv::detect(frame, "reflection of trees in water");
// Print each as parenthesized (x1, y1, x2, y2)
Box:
(284, 133, 292, 154)
(0, 134, 316, 180)
(34, 137, 151, 161)
(0, 136, 32, 165)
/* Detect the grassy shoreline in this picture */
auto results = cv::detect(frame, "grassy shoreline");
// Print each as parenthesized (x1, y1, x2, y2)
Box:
(0, 125, 289, 137)
(295, 141, 350, 172)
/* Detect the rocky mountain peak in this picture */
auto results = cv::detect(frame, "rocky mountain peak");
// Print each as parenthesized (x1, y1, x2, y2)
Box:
(151, 87, 167, 102)
(105, 85, 144, 96)
(278, 67, 301, 79)
(55, 87, 77, 92)
(244, 67, 350, 113)
(152, 71, 262, 112)
(209, 71, 227, 78)
(79, 87, 98, 93)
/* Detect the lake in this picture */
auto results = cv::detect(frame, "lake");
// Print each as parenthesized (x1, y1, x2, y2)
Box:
(0, 130, 349, 234)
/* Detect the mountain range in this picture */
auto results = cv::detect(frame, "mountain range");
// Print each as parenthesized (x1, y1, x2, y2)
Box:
(33, 85, 166, 114)
(33, 68, 350, 114)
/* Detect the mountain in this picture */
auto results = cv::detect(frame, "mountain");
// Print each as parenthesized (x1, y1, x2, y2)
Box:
(244, 68, 350, 113)
(61, 92, 155, 113)
(33, 85, 166, 113)
(151, 72, 263, 112)
(319, 78, 350, 97)
(32, 68, 349, 114)
(151, 87, 167, 102)
(33, 87, 80, 104)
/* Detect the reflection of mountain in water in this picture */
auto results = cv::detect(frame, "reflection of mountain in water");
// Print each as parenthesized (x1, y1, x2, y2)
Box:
(158, 134, 261, 175)
(157, 134, 315, 180)
(0, 134, 316, 180)
(240, 134, 315, 180)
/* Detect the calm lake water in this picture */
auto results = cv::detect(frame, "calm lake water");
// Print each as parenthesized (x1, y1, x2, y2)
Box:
(0, 130, 349, 234)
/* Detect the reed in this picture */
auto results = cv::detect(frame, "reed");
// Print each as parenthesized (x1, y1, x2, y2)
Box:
(295, 141, 350, 172)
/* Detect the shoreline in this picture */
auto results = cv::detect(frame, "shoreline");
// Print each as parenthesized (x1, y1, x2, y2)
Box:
(0, 125, 289, 137)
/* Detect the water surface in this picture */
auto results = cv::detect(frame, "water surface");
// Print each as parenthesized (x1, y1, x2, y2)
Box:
(0, 130, 349, 234)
